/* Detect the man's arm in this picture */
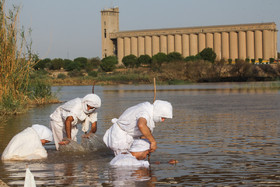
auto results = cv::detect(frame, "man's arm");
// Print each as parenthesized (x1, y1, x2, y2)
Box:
(137, 117, 157, 152)
(82, 121, 97, 138)
(59, 116, 74, 145)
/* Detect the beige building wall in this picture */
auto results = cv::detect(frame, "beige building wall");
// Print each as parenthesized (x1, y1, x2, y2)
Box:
(101, 7, 119, 58)
(124, 37, 131, 56)
(190, 34, 198, 56)
(214, 33, 221, 60)
(255, 30, 263, 60)
(246, 31, 254, 59)
(182, 34, 190, 57)
(238, 31, 246, 60)
(222, 32, 229, 59)
(145, 36, 152, 56)
(175, 34, 182, 54)
(103, 10, 278, 63)
(206, 33, 214, 49)
(167, 35, 175, 53)
(160, 35, 167, 54)
(229, 31, 238, 60)
(198, 33, 206, 52)
(117, 37, 124, 63)
(138, 36, 145, 56)
(152, 35, 160, 55)
(131, 37, 138, 56)
(263, 30, 272, 60)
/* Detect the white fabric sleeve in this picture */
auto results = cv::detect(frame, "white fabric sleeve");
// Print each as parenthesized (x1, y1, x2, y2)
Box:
(135, 111, 149, 122)
(61, 110, 78, 125)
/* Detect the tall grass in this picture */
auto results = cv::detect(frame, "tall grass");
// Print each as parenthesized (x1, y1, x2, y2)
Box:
(0, 1, 55, 114)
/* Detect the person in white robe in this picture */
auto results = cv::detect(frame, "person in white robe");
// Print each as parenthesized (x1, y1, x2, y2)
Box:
(49, 93, 101, 150)
(103, 100, 172, 155)
(1, 124, 53, 161)
(110, 139, 151, 167)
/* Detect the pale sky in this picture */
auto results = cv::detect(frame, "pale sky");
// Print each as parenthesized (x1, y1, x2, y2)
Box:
(7, 0, 280, 60)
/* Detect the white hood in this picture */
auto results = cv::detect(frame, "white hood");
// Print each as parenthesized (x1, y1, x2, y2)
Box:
(153, 100, 173, 122)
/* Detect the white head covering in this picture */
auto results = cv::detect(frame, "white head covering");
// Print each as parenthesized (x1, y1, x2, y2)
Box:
(153, 100, 173, 122)
(31, 124, 53, 142)
(129, 139, 150, 152)
(82, 94, 101, 114)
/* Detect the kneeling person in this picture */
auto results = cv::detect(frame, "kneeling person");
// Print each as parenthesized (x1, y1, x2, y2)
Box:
(110, 139, 151, 167)
(1, 124, 53, 161)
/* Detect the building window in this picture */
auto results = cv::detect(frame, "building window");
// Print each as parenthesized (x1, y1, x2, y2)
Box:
(104, 29, 107, 38)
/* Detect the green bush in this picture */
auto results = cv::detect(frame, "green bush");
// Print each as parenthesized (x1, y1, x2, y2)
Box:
(100, 56, 118, 72)
(184, 55, 201, 62)
(258, 58, 263, 64)
(49, 58, 64, 70)
(74, 57, 88, 69)
(33, 58, 51, 70)
(137, 55, 152, 66)
(86, 57, 101, 72)
(57, 73, 67, 79)
(198, 48, 216, 63)
(122, 54, 138, 68)
(29, 80, 51, 98)
(65, 61, 80, 71)
(88, 71, 98, 77)
(68, 69, 84, 77)
(151, 53, 168, 72)
(269, 58, 275, 64)
(167, 52, 183, 62)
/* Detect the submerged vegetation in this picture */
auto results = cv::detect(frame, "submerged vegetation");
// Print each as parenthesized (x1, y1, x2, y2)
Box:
(0, 1, 57, 115)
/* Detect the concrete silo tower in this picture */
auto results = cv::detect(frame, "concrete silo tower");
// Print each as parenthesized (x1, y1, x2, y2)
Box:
(101, 7, 119, 58)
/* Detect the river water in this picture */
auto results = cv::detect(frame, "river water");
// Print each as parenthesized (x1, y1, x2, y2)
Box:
(0, 82, 280, 186)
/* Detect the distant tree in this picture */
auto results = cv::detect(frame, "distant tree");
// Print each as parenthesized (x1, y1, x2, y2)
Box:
(184, 55, 201, 62)
(137, 55, 152, 66)
(33, 58, 51, 70)
(65, 61, 80, 71)
(269, 58, 275, 64)
(228, 59, 232, 64)
(100, 56, 118, 72)
(49, 58, 64, 70)
(151, 52, 168, 72)
(122, 54, 138, 68)
(87, 57, 101, 71)
(63, 59, 73, 70)
(167, 52, 183, 62)
(198, 48, 216, 63)
(74, 57, 88, 69)
(258, 58, 263, 64)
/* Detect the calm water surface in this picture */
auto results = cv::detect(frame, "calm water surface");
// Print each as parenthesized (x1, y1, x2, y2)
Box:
(0, 82, 280, 186)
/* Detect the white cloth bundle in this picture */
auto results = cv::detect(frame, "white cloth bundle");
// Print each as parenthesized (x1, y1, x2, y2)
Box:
(129, 139, 150, 152)
(24, 168, 36, 187)
(110, 153, 149, 167)
(1, 125, 51, 161)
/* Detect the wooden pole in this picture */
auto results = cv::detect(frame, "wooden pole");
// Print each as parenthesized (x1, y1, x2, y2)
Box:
(153, 77, 156, 103)
(92, 81, 95, 94)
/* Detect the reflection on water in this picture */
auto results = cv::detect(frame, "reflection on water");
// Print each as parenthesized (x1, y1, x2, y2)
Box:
(0, 82, 280, 186)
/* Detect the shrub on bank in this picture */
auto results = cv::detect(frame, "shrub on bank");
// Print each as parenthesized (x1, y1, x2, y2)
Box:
(100, 56, 118, 72)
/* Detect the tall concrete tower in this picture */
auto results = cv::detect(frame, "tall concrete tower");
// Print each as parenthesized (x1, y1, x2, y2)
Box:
(101, 7, 119, 58)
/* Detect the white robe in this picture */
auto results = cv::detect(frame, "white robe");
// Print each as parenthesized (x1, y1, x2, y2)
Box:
(1, 127, 47, 161)
(103, 102, 155, 155)
(50, 98, 98, 150)
(110, 153, 149, 167)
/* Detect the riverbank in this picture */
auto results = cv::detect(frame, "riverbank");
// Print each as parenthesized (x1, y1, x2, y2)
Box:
(48, 62, 280, 86)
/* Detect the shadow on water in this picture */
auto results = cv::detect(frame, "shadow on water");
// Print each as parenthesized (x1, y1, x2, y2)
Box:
(0, 82, 280, 186)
